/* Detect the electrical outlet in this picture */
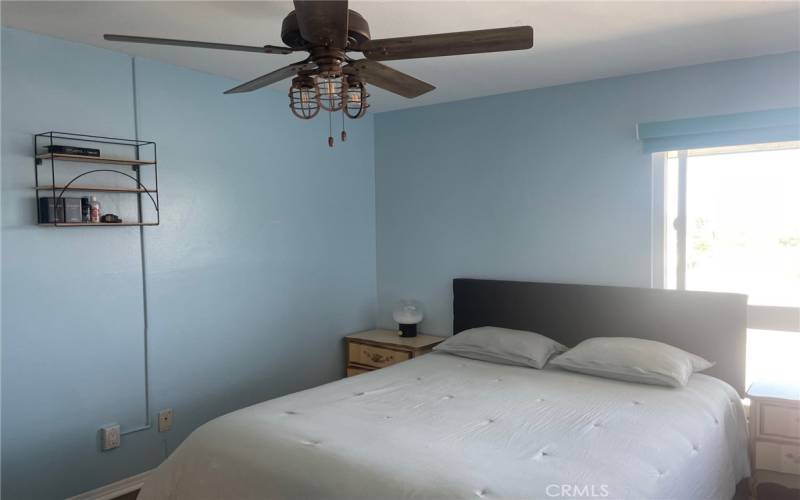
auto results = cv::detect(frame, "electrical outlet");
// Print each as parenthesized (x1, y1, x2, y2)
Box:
(158, 408, 173, 432)
(101, 424, 121, 451)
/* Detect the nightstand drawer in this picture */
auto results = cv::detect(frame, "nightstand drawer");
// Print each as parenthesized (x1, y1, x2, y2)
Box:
(348, 343, 411, 368)
(756, 441, 800, 475)
(761, 404, 800, 440)
(346, 365, 373, 377)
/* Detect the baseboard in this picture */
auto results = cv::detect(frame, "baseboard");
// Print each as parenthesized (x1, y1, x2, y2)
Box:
(67, 469, 152, 500)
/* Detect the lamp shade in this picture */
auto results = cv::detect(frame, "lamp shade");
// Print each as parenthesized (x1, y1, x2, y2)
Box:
(393, 300, 423, 325)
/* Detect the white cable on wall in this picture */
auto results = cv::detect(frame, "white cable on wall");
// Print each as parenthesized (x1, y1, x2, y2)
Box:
(121, 56, 152, 437)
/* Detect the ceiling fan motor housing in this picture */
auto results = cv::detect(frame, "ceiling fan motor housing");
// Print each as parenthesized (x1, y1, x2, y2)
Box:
(280, 9, 371, 50)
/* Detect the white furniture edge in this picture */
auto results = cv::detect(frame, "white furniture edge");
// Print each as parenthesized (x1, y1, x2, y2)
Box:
(66, 469, 151, 500)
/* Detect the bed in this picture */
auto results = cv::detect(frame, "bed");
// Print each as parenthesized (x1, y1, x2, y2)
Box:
(139, 279, 750, 500)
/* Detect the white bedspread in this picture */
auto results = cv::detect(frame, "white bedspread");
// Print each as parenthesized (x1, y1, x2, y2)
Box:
(140, 353, 749, 500)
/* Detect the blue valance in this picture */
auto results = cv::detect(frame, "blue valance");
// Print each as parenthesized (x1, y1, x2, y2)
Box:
(637, 107, 800, 153)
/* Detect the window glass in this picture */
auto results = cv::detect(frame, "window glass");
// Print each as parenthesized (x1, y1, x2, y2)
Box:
(684, 147, 800, 306)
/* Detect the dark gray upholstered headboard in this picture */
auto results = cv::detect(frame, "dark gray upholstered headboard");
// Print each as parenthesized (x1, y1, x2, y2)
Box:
(453, 279, 748, 395)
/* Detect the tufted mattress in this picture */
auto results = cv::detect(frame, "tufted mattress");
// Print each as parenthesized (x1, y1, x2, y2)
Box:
(139, 352, 749, 500)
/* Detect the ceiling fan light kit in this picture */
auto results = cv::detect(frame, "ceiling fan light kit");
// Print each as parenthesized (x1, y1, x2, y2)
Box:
(105, 0, 533, 147)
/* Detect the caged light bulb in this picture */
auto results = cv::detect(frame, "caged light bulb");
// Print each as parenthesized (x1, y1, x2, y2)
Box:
(316, 74, 344, 112)
(343, 77, 369, 119)
(288, 75, 319, 120)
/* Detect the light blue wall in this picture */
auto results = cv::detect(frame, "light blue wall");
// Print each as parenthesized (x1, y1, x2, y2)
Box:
(1, 27, 376, 499)
(374, 51, 800, 335)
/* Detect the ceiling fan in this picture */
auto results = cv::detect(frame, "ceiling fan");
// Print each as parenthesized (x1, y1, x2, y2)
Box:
(105, 0, 534, 147)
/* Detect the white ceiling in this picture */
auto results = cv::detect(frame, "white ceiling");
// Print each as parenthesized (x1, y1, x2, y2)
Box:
(2, 1, 799, 112)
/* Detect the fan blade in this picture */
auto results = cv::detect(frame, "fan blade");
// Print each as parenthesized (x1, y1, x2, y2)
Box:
(104, 34, 293, 54)
(362, 26, 533, 61)
(293, 0, 348, 47)
(224, 62, 315, 94)
(345, 60, 434, 98)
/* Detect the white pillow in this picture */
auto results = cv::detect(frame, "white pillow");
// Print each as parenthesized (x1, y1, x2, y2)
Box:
(550, 337, 714, 387)
(433, 326, 567, 369)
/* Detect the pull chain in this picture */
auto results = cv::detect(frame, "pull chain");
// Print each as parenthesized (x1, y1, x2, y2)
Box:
(327, 110, 334, 147)
(341, 109, 347, 142)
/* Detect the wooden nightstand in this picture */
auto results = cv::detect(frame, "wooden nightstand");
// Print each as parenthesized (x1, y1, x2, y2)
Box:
(748, 381, 800, 499)
(345, 329, 445, 377)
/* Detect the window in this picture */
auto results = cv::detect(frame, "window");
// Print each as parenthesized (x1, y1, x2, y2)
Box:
(653, 142, 800, 387)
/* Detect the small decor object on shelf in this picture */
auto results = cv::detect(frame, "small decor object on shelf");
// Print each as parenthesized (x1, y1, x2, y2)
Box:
(89, 196, 101, 223)
(45, 144, 100, 157)
(393, 300, 424, 338)
(100, 214, 122, 223)
(38, 197, 82, 223)
(81, 197, 91, 222)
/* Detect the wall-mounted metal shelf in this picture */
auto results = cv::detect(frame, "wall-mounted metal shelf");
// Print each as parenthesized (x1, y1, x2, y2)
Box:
(36, 184, 156, 193)
(34, 131, 159, 227)
(37, 222, 160, 227)
(35, 153, 156, 166)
